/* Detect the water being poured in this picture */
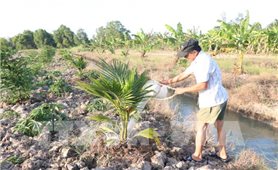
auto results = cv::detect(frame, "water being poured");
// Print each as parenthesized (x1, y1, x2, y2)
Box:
(137, 80, 176, 113)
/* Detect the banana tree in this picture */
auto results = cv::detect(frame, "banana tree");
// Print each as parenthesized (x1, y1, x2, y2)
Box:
(218, 12, 256, 74)
(77, 59, 159, 144)
(133, 29, 155, 57)
(165, 22, 186, 49)
(265, 23, 278, 53)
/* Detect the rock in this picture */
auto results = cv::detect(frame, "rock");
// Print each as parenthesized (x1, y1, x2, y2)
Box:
(30, 93, 45, 103)
(75, 161, 86, 168)
(188, 167, 195, 170)
(175, 161, 188, 169)
(0, 118, 10, 126)
(66, 163, 79, 170)
(57, 100, 69, 107)
(151, 151, 167, 168)
(170, 147, 182, 154)
(0, 161, 14, 170)
(136, 121, 150, 130)
(196, 165, 213, 170)
(166, 157, 178, 166)
(208, 160, 218, 166)
(0, 108, 5, 114)
(141, 161, 152, 170)
(12, 105, 26, 115)
(79, 152, 96, 168)
(124, 167, 140, 170)
(0, 127, 6, 141)
(61, 147, 78, 158)
(91, 168, 114, 170)
(163, 166, 177, 170)
(49, 144, 63, 154)
(21, 159, 46, 170)
(80, 168, 90, 170)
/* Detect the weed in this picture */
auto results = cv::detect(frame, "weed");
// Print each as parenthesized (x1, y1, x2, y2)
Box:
(0, 110, 20, 119)
(49, 79, 71, 96)
(6, 155, 24, 165)
(14, 103, 67, 136)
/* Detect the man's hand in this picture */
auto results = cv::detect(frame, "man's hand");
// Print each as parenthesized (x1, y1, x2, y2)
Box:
(174, 87, 186, 95)
(160, 79, 170, 85)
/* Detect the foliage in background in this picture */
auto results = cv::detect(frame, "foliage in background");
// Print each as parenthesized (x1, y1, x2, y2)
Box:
(33, 29, 56, 48)
(11, 30, 37, 50)
(74, 29, 90, 46)
(91, 21, 131, 53)
(60, 49, 87, 76)
(164, 22, 186, 49)
(53, 25, 76, 48)
(133, 29, 155, 57)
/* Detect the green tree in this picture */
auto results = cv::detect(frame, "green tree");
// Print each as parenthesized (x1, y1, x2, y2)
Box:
(53, 25, 76, 48)
(75, 29, 90, 46)
(33, 29, 56, 48)
(93, 21, 131, 51)
(12, 30, 37, 50)
(0, 38, 14, 51)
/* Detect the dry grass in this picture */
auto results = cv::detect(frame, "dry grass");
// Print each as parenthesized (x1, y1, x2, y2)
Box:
(226, 73, 278, 125)
(226, 149, 268, 170)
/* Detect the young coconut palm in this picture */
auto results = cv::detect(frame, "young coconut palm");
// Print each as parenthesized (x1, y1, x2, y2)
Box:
(77, 59, 159, 144)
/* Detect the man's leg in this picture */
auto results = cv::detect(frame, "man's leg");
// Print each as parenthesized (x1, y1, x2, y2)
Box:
(193, 121, 208, 160)
(214, 120, 227, 159)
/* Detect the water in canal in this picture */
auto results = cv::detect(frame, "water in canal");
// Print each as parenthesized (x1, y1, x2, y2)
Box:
(168, 94, 278, 169)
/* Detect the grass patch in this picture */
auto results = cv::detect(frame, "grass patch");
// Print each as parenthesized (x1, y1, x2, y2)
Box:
(6, 155, 25, 165)
(0, 110, 20, 119)
(227, 149, 268, 170)
(215, 57, 278, 75)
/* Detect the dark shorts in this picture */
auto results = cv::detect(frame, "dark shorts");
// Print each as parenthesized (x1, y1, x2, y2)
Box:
(196, 101, 228, 124)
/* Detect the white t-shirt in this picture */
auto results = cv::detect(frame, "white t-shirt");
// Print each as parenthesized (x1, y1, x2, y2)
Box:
(183, 51, 228, 108)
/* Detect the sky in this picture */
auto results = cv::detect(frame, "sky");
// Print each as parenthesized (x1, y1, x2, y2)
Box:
(0, 0, 277, 38)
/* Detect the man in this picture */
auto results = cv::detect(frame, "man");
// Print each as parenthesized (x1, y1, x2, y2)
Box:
(160, 39, 229, 163)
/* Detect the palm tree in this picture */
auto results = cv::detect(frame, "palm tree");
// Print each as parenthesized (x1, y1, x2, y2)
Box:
(77, 59, 159, 143)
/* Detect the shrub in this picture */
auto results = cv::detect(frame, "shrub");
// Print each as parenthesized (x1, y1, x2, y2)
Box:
(38, 46, 56, 63)
(0, 50, 34, 104)
(14, 103, 67, 136)
(49, 79, 71, 96)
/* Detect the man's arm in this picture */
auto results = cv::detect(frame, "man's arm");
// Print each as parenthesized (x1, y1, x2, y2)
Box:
(175, 82, 208, 94)
(160, 72, 191, 85)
